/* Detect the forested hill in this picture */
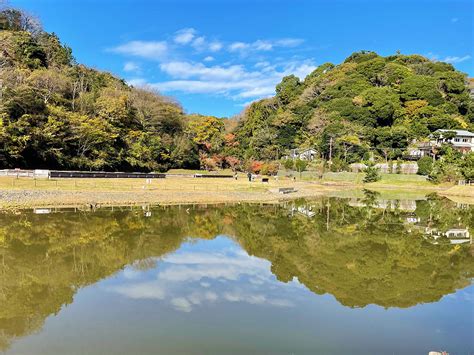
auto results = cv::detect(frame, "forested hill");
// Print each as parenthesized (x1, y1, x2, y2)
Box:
(0, 8, 200, 171)
(234, 51, 474, 163)
(1, 8, 473, 173)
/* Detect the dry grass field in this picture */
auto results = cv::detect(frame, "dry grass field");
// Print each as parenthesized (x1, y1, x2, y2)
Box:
(0, 172, 471, 209)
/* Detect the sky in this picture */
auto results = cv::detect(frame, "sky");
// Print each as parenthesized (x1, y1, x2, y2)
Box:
(8, 0, 474, 117)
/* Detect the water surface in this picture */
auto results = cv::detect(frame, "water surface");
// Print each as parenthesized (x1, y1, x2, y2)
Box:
(1, 193, 473, 354)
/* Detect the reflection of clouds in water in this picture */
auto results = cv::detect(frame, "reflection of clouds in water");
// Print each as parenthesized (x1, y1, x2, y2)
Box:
(108, 240, 297, 312)
(113, 282, 165, 300)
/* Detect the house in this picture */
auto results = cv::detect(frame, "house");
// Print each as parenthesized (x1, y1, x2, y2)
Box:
(286, 148, 318, 161)
(408, 129, 474, 158)
(433, 129, 474, 154)
(425, 227, 471, 244)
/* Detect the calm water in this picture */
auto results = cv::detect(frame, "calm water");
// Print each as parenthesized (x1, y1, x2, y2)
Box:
(1, 192, 473, 355)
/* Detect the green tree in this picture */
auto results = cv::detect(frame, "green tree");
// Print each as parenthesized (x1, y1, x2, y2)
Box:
(363, 163, 381, 183)
(417, 156, 433, 176)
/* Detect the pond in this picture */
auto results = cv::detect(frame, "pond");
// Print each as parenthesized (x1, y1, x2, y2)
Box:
(1, 192, 473, 354)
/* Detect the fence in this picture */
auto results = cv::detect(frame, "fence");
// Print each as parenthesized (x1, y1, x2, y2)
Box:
(0, 169, 49, 178)
(50, 171, 166, 179)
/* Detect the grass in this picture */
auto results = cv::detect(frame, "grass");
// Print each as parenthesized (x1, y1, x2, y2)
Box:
(0, 176, 279, 193)
(0, 170, 471, 209)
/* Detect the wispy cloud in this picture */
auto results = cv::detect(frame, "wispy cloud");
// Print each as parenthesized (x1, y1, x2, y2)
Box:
(228, 38, 304, 53)
(136, 59, 316, 100)
(443, 55, 471, 64)
(173, 28, 196, 44)
(112, 28, 310, 105)
(123, 61, 140, 73)
(112, 40, 168, 60)
(427, 52, 472, 64)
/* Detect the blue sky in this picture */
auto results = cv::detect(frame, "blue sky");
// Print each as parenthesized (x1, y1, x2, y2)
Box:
(9, 0, 474, 117)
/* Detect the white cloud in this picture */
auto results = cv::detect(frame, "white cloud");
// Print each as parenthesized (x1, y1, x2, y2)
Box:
(112, 40, 168, 60)
(171, 297, 193, 312)
(160, 61, 251, 81)
(123, 61, 140, 73)
(191, 36, 206, 50)
(228, 42, 250, 52)
(126, 78, 148, 87)
(174, 28, 196, 44)
(203, 56, 215, 62)
(428, 53, 472, 64)
(108, 242, 298, 313)
(111, 282, 166, 300)
(152, 59, 317, 101)
(209, 41, 223, 52)
(275, 38, 304, 47)
(253, 40, 273, 51)
(443, 55, 471, 63)
(228, 38, 304, 53)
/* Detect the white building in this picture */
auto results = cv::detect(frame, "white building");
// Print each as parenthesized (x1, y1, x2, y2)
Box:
(287, 148, 318, 161)
(408, 129, 474, 158)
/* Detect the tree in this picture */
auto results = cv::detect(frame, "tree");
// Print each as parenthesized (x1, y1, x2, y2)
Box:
(283, 159, 294, 170)
(276, 75, 302, 105)
(225, 156, 240, 172)
(363, 163, 381, 183)
(416, 156, 432, 176)
(294, 159, 308, 178)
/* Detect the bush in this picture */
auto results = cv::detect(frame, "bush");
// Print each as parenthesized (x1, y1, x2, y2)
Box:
(417, 156, 433, 176)
(428, 160, 461, 183)
(363, 163, 381, 183)
(260, 162, 279, 176)
(246, 160, 264, 174)
(460, 153, 474, 181)
(283, 159, 294, 170)
(395, 159, 402, 174)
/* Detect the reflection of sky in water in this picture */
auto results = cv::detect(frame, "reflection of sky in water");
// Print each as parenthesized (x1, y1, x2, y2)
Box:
(109, 236, 297, 312)
(7, 236, 474, 355)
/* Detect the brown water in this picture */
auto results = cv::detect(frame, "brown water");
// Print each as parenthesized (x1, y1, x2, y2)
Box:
(1, 192, 473, 354)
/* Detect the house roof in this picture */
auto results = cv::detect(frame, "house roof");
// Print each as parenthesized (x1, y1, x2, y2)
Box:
(436, 129, 474, 137)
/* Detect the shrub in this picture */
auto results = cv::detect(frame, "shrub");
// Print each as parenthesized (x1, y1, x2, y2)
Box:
(247, 160, 264, 174)
(260, 162, 279, 176)
(363, 163, 381, 183)
(283, 159, 294, 170)
(225, 156, 240, 171)
(395, 159, 402, 174)
(460, 153, 474, 181)
(428, 160, 461, 183)
(417, 156, 433, 176)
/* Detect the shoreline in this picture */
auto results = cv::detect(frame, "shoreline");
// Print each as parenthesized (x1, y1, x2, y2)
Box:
(1, 177, 472, 210)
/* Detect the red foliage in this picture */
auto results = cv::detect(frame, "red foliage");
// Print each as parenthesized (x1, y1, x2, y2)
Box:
(225, 156, 241, 171)
(249, 160, 264, 174)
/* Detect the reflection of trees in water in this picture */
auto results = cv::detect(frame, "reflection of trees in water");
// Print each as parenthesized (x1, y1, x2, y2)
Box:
(0, 197, 472, 350)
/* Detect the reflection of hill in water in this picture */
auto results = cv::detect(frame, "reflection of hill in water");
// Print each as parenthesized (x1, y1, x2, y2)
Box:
(0, 196, 473, 350)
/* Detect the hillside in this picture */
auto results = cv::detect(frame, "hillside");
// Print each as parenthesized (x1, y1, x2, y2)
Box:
(234, 51, 474, 164)
(0, 8, 199, 171)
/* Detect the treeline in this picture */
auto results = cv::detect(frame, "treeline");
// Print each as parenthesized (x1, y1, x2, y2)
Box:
(1, 7, 473, 178)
